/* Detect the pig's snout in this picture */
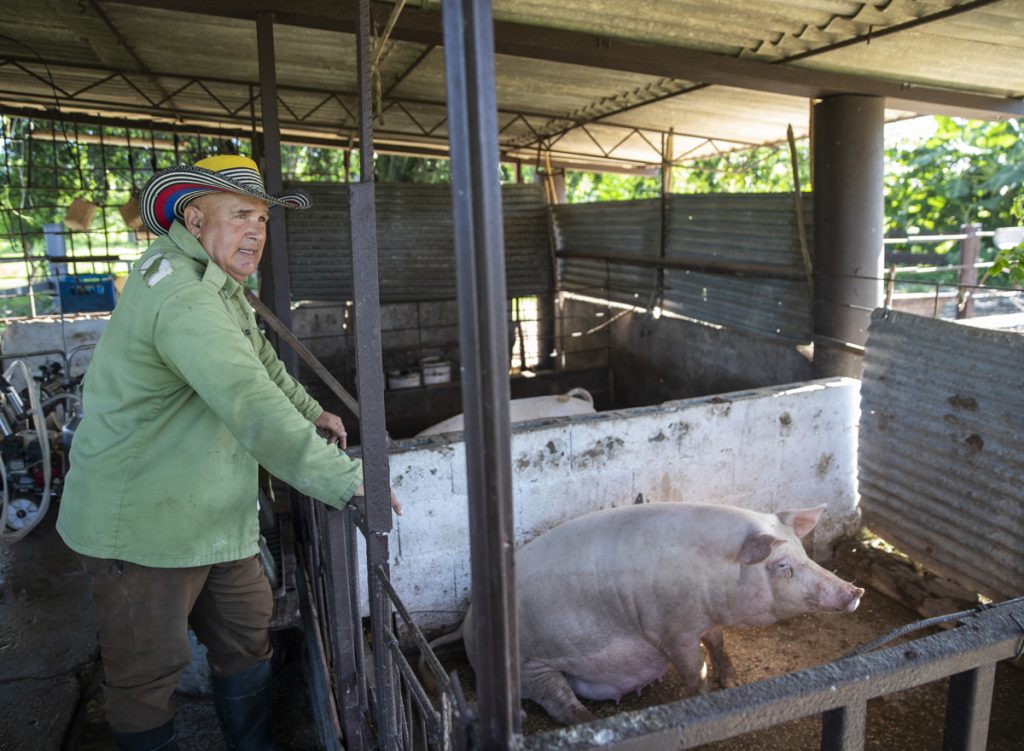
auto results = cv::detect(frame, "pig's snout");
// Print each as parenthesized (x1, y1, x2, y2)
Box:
(817, 581, 865, 612)
(845, 586, 865, 612)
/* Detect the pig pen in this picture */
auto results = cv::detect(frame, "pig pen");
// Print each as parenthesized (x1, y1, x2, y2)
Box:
(382, 377, 861, 637)
(361, 372, 1023, 749)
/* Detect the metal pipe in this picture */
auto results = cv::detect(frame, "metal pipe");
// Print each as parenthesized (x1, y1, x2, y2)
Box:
(244, 289, 360, 418)
(442, 0, 521, 747)
(351, 0, 399, 747)
(812, 95, 884, 379)
(556, 249, 806, 281)
(255, 12, 298, 375)
(521, 599, 1024, 750)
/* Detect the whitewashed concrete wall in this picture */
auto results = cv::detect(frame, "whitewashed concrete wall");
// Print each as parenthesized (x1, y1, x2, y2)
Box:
(376, 377, 861, 633)
(0, 316, 109, 376)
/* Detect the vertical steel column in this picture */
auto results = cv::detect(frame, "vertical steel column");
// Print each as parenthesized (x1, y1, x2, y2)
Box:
(351, 0, 399, 747)
(942, 664, 996, 751)
(255, 13, 297, 374)
(811, 95, 884, 378)
(442, 1, 520, 748)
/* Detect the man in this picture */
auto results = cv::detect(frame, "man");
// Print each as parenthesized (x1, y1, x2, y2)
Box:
(57, 155, 399, 751)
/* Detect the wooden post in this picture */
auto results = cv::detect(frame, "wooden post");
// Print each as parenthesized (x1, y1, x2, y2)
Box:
(957, 224, 980, 319)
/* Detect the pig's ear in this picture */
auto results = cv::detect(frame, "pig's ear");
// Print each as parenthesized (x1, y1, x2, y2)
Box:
(777, 505, 826, 538)
(738, 533, 785, 565)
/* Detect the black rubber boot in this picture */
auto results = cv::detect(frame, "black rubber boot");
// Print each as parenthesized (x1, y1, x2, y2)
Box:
(112, 717, 179, 750)
(212, 659, 281, 751)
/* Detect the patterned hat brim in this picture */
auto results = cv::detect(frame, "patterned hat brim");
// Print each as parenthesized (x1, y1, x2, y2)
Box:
(139, 164, 312, 235)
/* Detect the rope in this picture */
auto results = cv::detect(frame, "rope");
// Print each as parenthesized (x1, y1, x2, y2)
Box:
(843, 597, 1024, 658)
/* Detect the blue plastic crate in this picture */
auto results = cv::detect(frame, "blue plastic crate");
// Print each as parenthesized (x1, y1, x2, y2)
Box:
(59, 274, 117, 313)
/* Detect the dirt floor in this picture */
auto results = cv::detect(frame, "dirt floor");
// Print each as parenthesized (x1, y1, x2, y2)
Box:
(436, 539, 1024, 750)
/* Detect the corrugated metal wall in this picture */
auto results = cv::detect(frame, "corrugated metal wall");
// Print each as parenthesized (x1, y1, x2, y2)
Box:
(556, 193, 813, 341)
(285, 182, 550, 302)
(859, 309, 1024, 601)
(554, 200, 660, 302)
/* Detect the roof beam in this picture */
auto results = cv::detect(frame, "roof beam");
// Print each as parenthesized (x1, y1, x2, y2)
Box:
(105, 0, 1023, 119)
(0, 54, 756, 148)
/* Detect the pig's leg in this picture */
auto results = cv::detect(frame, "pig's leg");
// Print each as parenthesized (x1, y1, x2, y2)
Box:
(521, 667, 596, 725)
(702, 626, 739, 689)
(659, 633, 708, 694)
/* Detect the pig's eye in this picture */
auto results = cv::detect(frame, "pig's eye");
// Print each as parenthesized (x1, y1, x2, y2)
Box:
(773, 560, 794, 578)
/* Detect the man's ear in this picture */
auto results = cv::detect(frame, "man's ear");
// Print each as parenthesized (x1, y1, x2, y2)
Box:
(182, 203, 204, 237)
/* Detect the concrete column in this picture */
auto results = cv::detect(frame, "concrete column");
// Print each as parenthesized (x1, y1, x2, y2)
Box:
(812, 95, 884, 378)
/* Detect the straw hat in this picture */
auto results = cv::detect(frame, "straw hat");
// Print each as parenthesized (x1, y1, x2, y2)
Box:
(139, 154, 311, 235)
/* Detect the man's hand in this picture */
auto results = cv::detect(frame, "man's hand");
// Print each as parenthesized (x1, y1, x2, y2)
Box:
(314, 410, 348, 450)
(353, 484, 403, 516)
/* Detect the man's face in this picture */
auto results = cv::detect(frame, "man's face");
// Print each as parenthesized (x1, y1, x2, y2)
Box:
(184, 193, 270, 282)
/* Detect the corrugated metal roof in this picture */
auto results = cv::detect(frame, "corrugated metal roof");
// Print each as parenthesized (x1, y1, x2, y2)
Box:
(286, 182, 551, 302)
(0, 0, 1018, 170)
(556, 193, 813, 340)
(859, 308, 1024, 601)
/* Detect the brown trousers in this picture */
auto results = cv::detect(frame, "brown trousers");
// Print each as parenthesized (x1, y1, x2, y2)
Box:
(80, 554, 273, 733)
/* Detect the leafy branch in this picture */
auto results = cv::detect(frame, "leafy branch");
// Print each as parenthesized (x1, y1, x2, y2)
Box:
(988, 193, 1024, 285)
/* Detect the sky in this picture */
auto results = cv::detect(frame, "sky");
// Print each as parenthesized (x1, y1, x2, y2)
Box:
(884, 115, 939, 145)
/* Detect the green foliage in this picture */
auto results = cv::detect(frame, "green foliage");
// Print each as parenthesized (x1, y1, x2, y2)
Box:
(676, 144, 810, 194)
(563, 143, 809, 203)
(565, 171, 660, 202)
(988, 192, 1024, 285)
(281, 146, 352, 182)
(885, 117, 1024, 237)
(375, 154, 451, 183)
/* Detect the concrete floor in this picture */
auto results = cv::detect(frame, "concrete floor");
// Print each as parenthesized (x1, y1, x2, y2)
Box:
(0, 515, 321, 751)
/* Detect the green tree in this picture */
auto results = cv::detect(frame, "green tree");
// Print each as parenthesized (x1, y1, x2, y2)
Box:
(562, 141, 809, 203)
(564, 171, 660, 202)
(989, 192, 1024, 285)
(885, 117, 1023, 237)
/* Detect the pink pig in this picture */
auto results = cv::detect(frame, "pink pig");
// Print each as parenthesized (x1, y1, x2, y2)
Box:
(447, 502, 864, 725)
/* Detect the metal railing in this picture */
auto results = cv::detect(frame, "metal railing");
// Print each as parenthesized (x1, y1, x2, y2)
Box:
(293, 499, 465, 751)
(519, 598, 1024, 751)
(297, 499, 1022, 751)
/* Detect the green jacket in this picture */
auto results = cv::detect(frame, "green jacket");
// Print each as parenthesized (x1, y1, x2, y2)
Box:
(57, 221, 362, 567)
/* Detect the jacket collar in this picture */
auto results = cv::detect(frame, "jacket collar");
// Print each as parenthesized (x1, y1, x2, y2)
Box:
(167, 220, 241, 295)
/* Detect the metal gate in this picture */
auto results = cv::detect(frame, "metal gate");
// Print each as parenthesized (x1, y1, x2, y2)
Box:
(294, 499, 466, 751)
(300, 529, 1022, 751)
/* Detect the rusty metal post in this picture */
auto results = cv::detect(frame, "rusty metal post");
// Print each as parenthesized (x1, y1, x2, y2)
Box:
(322, 507, 369, 751)
(956, 223, 980, 319)
(811, 95, 884, 379)
(442, 0, 521, 747)
(255, 13, 297, 374)
(350, 0, 399, 747)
